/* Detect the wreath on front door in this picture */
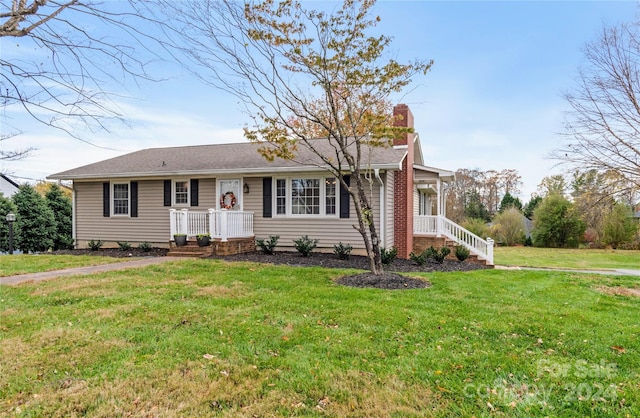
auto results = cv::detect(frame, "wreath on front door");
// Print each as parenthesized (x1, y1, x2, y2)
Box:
(220, 191, 237, 209)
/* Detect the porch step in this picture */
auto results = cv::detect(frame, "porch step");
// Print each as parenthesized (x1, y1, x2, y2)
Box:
(167, 237, 256, 258)
(167, 240, 214, 258)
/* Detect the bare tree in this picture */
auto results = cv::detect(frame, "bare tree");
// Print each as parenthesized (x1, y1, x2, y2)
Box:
(1, 0, 167, 145)
(1, 131, 32, 161)
(446, 167, 522, 221)
(153, 0, 431, 274)
(554, 21, 640, 197)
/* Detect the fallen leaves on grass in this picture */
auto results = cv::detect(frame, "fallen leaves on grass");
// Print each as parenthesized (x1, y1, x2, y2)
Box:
(595, 286, 640, 297)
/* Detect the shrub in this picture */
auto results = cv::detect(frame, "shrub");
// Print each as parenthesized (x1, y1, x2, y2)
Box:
(256, 235, 279, 255)
(409, 250, 428, 266)
(491, 207, 526, 246)
(432, 246, 451, 263)
(424, 246, 438, 259)
(602, 203, 638, 249)
(293, 235, 318, 257)
(333, 242, 352, 260)
(87, 239, 104, 251)
(455, 245, 470, 262)
(461, 218, 490, 239)
(532, 195, 585, 248)
(138, 242, 153, 252)
(380, 247, 397, 265)
(416, 246, 451, 264)
(117, 241, 132, 251)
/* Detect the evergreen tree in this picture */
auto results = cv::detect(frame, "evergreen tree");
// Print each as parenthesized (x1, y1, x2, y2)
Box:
(523, 196, 542, 220)
(464, 191, 491, 222)
(498, 192, 523, 213)
(0, 194, 18, 252)
(532, 195, 585, 248)
(12, 185, 56, 253)
(45, 184, 74, 250)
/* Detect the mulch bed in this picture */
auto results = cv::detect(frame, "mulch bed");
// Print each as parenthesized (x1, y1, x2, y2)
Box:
(53, 248, 489, 290)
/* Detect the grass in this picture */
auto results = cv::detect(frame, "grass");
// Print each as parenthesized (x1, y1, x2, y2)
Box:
(0, 254, 130, 277)
(495, 246, 640, 270)
(1, 257, 639, 417)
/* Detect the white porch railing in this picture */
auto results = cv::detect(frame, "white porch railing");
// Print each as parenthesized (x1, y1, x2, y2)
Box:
(414, 215, 494, 265)
(169, 209, 254, 242)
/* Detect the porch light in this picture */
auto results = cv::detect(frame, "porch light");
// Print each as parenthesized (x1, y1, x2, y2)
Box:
(243, 183, 250, 194)
(6, 212, 16, 255)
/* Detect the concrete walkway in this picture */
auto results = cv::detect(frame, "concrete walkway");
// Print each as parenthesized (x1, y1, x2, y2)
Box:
(495, 265, 640, 277)
(0, 257, 184, 285)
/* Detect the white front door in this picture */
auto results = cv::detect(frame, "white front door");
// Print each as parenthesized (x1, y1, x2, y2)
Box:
(218, 179, 241, 210)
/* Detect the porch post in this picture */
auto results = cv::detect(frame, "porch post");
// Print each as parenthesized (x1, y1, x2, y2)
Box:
(169, 209, 177, 238)
(180, 208, 189, 235)
(436, 178, 441, 216)
(208, 208, 216, 238)
(486, 237, 494, 266)
(220, 208, 228, 242)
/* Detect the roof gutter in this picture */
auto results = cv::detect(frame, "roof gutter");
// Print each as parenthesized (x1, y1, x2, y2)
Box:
(48, 163, 403, 181)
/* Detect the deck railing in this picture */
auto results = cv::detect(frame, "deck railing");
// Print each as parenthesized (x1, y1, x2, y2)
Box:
(169, 209, 254, 242)
(414, 215, 494, 265)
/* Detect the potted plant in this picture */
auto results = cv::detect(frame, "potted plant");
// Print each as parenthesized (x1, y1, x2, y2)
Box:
(196, 233, 211, 247)
(173, 233, 187, 247)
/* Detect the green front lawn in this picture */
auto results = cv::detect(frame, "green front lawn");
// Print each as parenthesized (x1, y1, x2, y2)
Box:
(495, 246, 640, 270)
(1, 259, 638, 417)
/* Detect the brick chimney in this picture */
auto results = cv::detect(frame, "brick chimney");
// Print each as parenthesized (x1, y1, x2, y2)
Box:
(392, 104, 415, 259)
(392, 103, 414, 146)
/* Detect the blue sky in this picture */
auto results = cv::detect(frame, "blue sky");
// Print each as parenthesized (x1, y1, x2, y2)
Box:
(2, 0, 637, 200)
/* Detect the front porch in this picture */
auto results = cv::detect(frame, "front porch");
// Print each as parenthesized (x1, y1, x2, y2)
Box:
(168, 209, 255, 256)
(414, 215, 494, 265)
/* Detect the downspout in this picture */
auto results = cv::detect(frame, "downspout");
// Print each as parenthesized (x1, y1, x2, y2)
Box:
(374, 168, 385, 247)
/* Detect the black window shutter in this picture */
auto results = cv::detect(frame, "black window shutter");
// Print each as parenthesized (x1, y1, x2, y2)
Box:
(340, 175, 350, 219)
(103, 182, 110, 217)
(163, 180, 171, 206)
(190, 179, 199, 207)
(130, 181, 138, 217)
(262, 177, 272, 218)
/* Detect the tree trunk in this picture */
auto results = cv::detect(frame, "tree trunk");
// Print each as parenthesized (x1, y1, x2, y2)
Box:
(351, 172, 384, 275)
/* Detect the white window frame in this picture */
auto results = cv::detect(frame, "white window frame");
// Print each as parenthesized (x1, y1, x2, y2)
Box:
(111, 181, 130, 217)
(274, 176, 339, 217)
(173, 179, 190, 207)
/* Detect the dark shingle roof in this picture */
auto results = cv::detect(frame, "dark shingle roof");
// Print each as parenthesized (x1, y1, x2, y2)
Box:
(49, 140, 408, 180)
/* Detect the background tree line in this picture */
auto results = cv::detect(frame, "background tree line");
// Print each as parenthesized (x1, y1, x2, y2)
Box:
(446, 167, 639, 249)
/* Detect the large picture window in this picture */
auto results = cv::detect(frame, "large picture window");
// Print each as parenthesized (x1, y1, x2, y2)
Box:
(275, 176, 337, 216)
(112, 183, 129, 215)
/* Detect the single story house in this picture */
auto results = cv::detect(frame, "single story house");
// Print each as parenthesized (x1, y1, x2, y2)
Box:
(0, 174, 20, 198)
(49, 105, 494, 264)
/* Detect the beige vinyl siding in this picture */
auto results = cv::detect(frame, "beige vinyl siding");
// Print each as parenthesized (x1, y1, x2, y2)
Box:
(245, 175, 382, 251)
(74, 178, 216, 247)
(384, 170, 395, 248)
